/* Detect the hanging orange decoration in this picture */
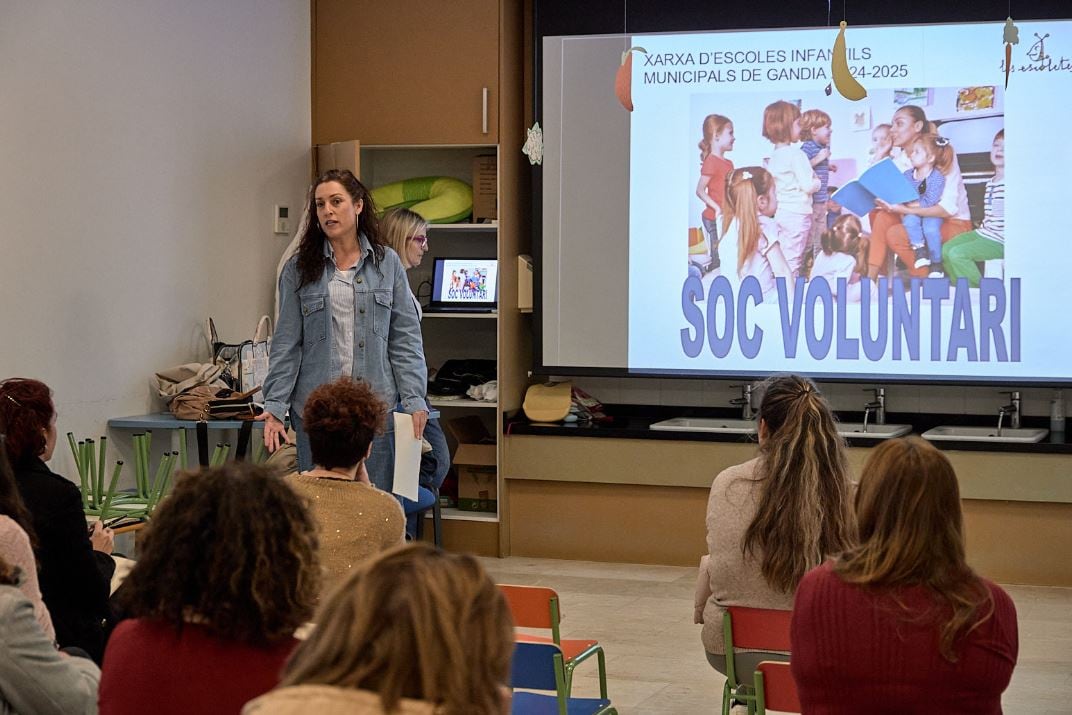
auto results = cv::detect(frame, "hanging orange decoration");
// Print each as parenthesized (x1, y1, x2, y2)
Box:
(1003, 17, 1020, 89)
(831, 21, 867, 101)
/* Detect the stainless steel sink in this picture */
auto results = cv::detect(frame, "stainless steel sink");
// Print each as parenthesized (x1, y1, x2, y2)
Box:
(921, 426, 1049, 444)
(649, 417, 757, 434)
(836, 423, 912, 440)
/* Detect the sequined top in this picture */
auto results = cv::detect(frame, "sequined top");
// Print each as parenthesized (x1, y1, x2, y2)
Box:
(285, 474, 405, 595)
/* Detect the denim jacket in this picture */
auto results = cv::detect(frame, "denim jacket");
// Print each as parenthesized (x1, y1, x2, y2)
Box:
(263, 235, 428, 423)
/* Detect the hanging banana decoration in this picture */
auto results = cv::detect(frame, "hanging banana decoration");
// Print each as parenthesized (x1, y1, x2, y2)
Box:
(831, 21, 867, 101)
(1003, 17, 1020, 89)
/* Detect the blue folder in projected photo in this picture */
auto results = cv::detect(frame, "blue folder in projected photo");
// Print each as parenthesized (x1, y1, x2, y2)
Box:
(831, 158, 920, 217)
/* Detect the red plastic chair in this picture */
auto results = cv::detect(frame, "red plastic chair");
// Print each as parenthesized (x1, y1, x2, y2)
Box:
(498, 584, 607, 697)
(721, 606, 793, 715)
(754, 661, 802, 714)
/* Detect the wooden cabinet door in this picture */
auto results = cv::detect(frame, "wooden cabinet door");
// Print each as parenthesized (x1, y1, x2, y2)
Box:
(313, 0, 499, 145)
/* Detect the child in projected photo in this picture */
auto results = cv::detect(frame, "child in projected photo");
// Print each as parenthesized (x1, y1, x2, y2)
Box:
(718, 166, 792, 301)
(901, 133, 955, 276)
(762, 101, 820, 279)
(800, 108, 835, 259)
(943, 130, 1005, 288)
(806, 214, 873, 303)
(869, 123, 893, 165)
(695, 114, 736, 271)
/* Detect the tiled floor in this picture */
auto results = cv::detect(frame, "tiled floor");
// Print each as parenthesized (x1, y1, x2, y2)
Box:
(481, 556, 1072, 714)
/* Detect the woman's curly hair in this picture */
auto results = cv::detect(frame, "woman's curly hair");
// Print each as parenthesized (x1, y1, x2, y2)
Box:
(117, 463, 320, 645)
(303, 378, 386, 470)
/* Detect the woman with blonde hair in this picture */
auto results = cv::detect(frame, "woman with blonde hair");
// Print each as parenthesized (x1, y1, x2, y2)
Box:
(245, 543, 513, 715)
(717, 166, 793, 300)
(791, 437, 1018, 713)
(697, 375, 854, 675)
(380, 207, 451, 537)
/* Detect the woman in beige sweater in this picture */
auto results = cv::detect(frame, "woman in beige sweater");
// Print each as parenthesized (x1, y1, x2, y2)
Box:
(285, 378, 405, 596)
(696, 375, 854, 675)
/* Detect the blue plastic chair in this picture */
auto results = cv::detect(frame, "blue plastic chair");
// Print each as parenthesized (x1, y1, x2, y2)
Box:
(510, 641, 616, 715)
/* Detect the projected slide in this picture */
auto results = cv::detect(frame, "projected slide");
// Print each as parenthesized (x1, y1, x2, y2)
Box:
(626, 20, 1072, 381)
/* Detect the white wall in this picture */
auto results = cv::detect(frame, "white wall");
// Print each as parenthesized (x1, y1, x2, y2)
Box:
(0, 0, 310, 475)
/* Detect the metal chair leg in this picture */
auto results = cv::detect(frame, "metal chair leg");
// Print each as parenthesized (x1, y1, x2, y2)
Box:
(431, 486, 442, 548)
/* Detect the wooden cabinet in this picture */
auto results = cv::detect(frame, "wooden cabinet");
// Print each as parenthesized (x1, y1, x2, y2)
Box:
(313, 0, 499, 145)
(312, 0, 530, 556)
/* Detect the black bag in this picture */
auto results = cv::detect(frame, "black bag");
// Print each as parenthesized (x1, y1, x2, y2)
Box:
(428, 359, 497, 397)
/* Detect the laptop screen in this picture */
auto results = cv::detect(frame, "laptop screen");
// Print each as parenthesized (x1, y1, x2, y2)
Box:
(431, 258, 499, 306)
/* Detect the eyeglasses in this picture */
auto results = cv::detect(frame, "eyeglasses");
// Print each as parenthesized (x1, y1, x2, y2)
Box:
(409, 235, 429, 246)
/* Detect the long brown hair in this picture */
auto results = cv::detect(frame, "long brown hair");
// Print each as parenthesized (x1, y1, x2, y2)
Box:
(117, 463, 320, 645)
(743, 375, 855, 593)
(0, 386, 43, 547)
(295, 169, 385, 288)
(282, 543, 513, 714)
(835, 437, 993, 661)
(722, 166, 775, 274)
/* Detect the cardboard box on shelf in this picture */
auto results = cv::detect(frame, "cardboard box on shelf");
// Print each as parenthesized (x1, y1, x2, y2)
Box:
(314, 140, 361, 179)
(472, 154, 497, 222)
(446, 416, 497, 512)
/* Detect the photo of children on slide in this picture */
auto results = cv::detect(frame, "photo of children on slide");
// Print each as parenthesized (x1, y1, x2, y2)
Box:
(688, 86, 1005, 302)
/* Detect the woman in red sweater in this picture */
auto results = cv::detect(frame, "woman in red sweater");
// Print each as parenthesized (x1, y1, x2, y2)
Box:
(100, 463, 320, 715)
(791, 437, 1018, 714)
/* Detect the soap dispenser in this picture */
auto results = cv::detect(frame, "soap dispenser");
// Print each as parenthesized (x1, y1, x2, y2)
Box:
(1051, 390, 1066, 436)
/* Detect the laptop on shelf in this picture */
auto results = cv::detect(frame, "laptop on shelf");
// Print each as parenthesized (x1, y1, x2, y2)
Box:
(422, 257, 499, 314)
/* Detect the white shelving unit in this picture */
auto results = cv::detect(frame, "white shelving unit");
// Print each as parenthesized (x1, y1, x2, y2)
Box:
(428, 397, 498, 409)
(361, 143, 501, 524)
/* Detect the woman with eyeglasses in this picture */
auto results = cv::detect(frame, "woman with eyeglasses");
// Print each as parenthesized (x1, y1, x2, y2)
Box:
(381, 208, 450, 537)
(259, 170, 429, 494)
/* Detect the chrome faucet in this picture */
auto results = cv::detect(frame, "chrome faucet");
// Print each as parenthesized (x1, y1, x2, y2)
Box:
(729, 384, 756, 420)
(997, 391, 1021, 434)
(862, 387, 886, 432)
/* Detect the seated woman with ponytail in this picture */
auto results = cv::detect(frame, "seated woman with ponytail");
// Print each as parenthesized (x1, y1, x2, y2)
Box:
(696, 375, 854, 675)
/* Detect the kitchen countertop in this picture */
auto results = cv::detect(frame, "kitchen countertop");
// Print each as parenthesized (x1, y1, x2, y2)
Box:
(504, 405, 1072, 454)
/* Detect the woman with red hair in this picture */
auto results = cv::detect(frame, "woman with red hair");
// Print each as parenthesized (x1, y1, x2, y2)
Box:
(791, 438, 1018, 712)
(0, 378, 115, 662)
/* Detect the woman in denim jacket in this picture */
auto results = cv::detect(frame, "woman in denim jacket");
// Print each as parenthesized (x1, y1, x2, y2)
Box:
(260, 170, 429, 492)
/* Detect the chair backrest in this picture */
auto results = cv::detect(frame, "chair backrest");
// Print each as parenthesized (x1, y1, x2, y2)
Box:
(756, 661, 802, 713)
(725, 606, 793, 651)
(510, 641, 566, 692)
(499, 584, 560, 630)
